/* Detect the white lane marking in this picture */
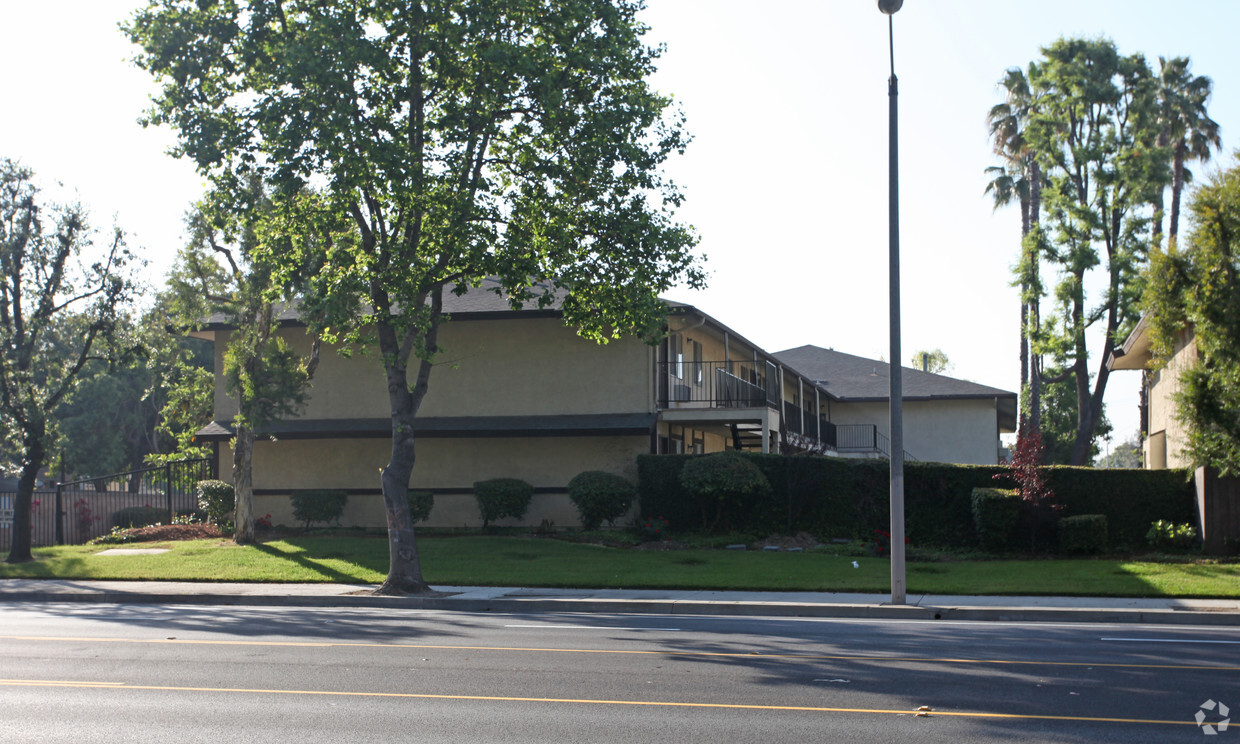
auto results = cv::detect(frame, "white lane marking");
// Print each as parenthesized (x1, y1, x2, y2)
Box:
(1101, 637, 1240, 645)
(505, 624, 680, 631)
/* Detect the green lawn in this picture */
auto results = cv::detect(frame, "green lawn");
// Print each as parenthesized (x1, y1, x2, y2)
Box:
(1, 535, 1238, 598)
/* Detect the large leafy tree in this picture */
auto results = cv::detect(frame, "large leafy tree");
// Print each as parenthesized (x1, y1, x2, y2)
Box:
(1021, 38, 1168, 465)
(0, 159, 138, 563)
(127, 0, 702, 592)
(1143, 160, 1240, 475)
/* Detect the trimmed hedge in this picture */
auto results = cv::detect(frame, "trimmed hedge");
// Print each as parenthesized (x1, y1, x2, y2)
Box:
(1058, 514, 1108, 554)
(408, 490, 435, 524)
(1042, 467, 1195, 548)
(112, 506, 168, 529)
(474, 478, 534, 528)
(680, 452, 772, 532)
(290, 490, 348, 530)
(636, 454, 1195, 551)
(971, 488, 1021, 553)
(567, 471, 636, 530)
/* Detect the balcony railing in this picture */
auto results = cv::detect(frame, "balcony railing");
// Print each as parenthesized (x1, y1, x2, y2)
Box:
(783, 401, 836, 447)
(657, 361, 780, 409)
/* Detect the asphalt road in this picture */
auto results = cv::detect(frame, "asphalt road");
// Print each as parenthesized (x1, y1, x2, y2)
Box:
(0, 603, 1237, 743)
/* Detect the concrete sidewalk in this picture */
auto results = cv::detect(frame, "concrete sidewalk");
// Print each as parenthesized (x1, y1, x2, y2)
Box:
(2, 578, 1239, 626)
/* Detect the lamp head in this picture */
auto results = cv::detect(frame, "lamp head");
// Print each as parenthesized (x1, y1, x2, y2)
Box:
(877, 0, 903, 14)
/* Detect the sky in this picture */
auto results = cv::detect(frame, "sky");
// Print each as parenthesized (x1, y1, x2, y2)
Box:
(3, 0, 1240, 455)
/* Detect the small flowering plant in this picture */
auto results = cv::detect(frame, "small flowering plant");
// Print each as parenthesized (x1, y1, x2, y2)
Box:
(255, 513, 273, 530)
(636, 516, 670, 542)
(869, 529, 909, 557)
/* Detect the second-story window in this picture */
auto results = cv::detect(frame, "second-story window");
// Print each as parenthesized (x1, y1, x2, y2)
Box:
(671, 335, 684, 380)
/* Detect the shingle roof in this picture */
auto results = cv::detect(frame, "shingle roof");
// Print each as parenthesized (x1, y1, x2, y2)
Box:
(195, 277, 691, 330)
(772, 345, 1017, 403)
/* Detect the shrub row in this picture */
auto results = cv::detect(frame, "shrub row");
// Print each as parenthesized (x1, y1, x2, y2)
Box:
(637, 454, 1195, 550)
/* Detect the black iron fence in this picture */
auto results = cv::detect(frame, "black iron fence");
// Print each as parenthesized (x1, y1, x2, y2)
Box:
(836, 423, 880, 452)
(657, 360, 780, 409)
(0, 458, 215, 549)
(782, 401, 836, 447)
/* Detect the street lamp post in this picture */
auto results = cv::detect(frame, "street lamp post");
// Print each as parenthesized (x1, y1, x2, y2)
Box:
(878, 0, 906, 605)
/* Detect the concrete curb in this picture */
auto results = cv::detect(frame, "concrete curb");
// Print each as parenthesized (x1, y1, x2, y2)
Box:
(3, 590, 1239, 626)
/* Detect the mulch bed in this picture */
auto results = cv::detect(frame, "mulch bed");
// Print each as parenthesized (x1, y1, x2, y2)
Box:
(120, 524, 224, 542)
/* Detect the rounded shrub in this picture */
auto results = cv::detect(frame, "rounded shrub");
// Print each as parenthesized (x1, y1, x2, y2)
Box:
(474, 478, 534, 528)
(408, 490, 435, 524)
(290, 489, 348, 530)
(112, 505, 168, 529)
(567, 471, 636, 530)
(679, 452, 771, 532)
(196, 480, 236, 526)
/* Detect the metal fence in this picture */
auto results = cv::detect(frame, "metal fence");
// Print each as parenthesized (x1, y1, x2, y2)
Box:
(0, 458, 215, 549)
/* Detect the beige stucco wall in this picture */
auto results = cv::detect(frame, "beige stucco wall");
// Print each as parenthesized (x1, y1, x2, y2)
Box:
(1146, 332, 1197, 469)
(830, 399, 1001, 465)
(229, 433, 648, 529)
(212, 317, 656, 422)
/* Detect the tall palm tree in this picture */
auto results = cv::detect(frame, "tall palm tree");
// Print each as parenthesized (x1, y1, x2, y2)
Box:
(1156, 56, 1221, 245)
(986, 65, 1044, 431)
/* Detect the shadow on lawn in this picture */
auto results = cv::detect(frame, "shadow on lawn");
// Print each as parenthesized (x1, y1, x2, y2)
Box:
(250, 541, 368, 584)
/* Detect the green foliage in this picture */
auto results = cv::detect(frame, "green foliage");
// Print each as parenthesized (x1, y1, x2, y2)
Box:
(1038, 367, 1111, 465)
(1146, 520, 1198, 550)
(0, 159, 139, 562)
(90, 526, 138, 545)
(474, 479, 534, 529)
(1014, 39, 1171, 465)
(567, 471, 636, 530)
(632, 516, 670, 542)
(290, 490, 348, 530)
(407, 490, 435, 525)
(112, 506, 168, 530)
(909, 349, 952, 374)
(1142, 161, 1240, 475)
(679, 453, 772, 532)
(1058, 514, 1108, 554)
(195, 480, 236, 525)
(127, 0, 705, 587)
(971, 488, 1022, 553)
(637, 454, 1194, 552)
(1044, 466, 1195, 548)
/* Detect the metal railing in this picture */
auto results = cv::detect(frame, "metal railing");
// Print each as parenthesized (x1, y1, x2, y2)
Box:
(657, 361, 780, 409)
(836, 424, 880, 451)
(0, 458, 216, 549)
(782, 401, 836, 447)
(835, 424, 916, 460)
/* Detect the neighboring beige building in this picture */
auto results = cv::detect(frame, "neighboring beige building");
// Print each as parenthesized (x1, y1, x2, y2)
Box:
(772, 346, 1018, 465)
(1107, 316, 1198, 469)
(191, 280, 1016, 528)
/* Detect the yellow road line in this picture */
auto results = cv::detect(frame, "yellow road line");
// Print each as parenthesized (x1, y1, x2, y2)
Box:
(0, 678, 1199, 726)
(0, 634, 1234, 672)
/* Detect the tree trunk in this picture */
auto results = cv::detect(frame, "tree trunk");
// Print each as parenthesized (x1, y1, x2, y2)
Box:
(372, 309, 436, 596)
(1169, 141, 1187, 245)
(5, 429, 46, 564)
(232, 424, 255, 545)
(1028, 161, 1044, 432)
(1152, 126, 1169, 245)
(377, 410, 430, 595)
